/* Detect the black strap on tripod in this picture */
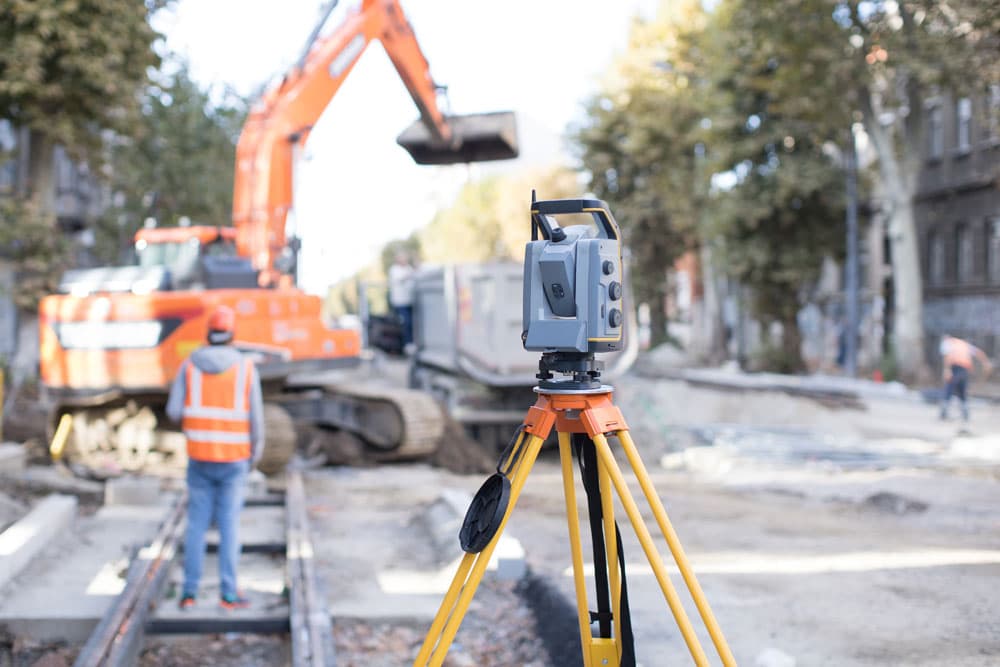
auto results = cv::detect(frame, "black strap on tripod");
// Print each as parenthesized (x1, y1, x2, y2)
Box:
(573, 434, 636, 666)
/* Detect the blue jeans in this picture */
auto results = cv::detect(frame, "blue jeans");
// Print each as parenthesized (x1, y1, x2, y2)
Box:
(941, 365, 970, 421)
(183, 458, 249, 598)
(394, 304, 414, 348)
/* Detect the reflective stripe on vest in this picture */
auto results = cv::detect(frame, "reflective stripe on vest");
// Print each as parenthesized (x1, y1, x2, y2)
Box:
(181, 358, 253, 462)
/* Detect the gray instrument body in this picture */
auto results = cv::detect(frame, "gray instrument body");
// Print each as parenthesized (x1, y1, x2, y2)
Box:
(522, 198, 625, 354)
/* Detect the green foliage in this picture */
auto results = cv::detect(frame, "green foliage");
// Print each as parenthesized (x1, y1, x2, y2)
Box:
(703, 0, 848, 370)
(879, 342, 900, 383)
(710, 0, 998, 379)
(418, 167, 580, 265)
(0, 0, 167, 303)
(573, 0, 998, 373)
(573, 2, 710, 347)
(0, 0, 165, 161)
(0, 199, 68, 310)
(93, 64, 247, 263)
(326, 166, 579, 317)
(381, 235, 422, 275)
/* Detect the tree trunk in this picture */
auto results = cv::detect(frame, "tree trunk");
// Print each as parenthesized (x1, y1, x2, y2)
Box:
(861, 90, 930, 384)
(26, 129, 56, 216)
(647, 282, 668, 348)
(781, 312, 805, 374)
(885, 196, 928, 383)
(690, 242, 727, 364)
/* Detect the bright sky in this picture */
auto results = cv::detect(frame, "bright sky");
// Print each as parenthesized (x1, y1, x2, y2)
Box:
(157, 1, 658, 294)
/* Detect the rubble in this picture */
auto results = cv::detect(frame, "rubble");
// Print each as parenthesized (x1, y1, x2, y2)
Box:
(333, 580, 549, 667)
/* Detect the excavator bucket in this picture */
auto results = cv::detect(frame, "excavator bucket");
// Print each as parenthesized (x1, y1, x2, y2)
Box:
(397, 111, 519, 165)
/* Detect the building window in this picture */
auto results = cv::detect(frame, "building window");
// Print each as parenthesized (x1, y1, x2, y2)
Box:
(927, 104, 943, 159)
(956, 97, 972, 152)
(990, 218, 1000, 284)
(929, 231, 945, 285)
(956, 224, 973, 283)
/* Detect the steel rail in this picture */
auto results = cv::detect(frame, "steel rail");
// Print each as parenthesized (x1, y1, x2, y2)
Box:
(73, 492, 187, 667)
(74, 468, 335, 666)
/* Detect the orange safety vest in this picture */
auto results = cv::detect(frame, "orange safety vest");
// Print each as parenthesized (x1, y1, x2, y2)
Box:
(943, 338, 974, 370)
(181, 358, 254, 462)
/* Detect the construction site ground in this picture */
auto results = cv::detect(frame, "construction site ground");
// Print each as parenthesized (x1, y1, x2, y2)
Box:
(1, 357, 999, 666)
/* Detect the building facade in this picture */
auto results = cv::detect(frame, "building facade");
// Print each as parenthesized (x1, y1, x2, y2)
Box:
(915, 88, 1000, 363)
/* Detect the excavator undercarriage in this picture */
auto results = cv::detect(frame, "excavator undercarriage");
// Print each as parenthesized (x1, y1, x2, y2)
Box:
(50, 376, 449, 476)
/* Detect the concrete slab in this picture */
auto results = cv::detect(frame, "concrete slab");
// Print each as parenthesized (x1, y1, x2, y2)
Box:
(0, 501, 164, 642)
(0, 494, 77, 591)
(305, 467, 529, 624)
(104, 475, 162, 506)
(0, 443, 26, 474)
(419, 489, 526, 580)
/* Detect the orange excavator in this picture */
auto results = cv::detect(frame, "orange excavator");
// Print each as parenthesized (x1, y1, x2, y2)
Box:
(37, 0, 517, 473)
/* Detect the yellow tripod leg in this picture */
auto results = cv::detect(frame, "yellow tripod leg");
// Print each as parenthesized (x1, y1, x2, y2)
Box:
(414, 430, 526, 665)
(414, 432, 546, 667)
(591, 433, 711, 667)
(411, 553, 476, 666)
(558, 432, 596, 666)
(618, 430, 736, 667)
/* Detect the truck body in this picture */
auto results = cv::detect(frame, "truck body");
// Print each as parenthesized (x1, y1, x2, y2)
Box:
(409, 262, 638, 448)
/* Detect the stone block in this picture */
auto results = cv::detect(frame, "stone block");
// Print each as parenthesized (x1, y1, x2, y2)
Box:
(0, 494, 77, 590)
(0, 443, 26, 474)
(104, 475, 161, 506)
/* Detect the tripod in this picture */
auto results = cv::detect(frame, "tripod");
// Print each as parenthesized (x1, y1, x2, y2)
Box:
(414, 354, 736, 667)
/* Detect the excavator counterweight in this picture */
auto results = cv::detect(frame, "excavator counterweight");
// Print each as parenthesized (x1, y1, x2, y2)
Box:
(397, 111, 519, 165)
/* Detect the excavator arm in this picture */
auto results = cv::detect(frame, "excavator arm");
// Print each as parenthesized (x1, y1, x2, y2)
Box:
(232, 0, 517, 284)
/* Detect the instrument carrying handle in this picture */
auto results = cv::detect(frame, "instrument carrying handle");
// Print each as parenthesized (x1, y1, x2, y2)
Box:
(530, 197, 621, 241)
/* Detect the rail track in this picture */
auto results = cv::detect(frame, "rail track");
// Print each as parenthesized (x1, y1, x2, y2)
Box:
(72, 468, 335, 667)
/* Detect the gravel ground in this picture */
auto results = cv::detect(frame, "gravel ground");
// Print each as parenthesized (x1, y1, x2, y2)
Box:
(333, 579, 549, 667)
(139, 634, 290, 666)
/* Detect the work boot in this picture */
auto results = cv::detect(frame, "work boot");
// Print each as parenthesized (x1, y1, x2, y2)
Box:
(219, 592, 251, 610)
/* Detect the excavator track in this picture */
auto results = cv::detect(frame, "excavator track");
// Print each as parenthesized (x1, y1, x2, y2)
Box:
(277, 383, 445, 461)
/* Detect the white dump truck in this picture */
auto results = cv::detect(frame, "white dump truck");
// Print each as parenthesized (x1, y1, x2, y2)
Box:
(407, 262, 638, 449)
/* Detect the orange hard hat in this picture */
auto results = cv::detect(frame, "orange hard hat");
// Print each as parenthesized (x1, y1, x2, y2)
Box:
(208, 305, 236, 334)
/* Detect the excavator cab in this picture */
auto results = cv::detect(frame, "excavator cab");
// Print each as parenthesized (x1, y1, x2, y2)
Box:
(397, 111, 518, 165)
(134, 226, 258, 290)
(56, 226, 258, 297)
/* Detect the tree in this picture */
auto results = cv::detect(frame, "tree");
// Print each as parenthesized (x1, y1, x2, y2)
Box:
(93, 64, 247, 263)
(0, 0, 165, 211)
(573, 1, 710, 349)
(0, 199, 67, 310)
(703, 0, 847, 371)
(713, 0, 999, 381)
(418, 167, 579, 264)
(325, 166, 580, 317)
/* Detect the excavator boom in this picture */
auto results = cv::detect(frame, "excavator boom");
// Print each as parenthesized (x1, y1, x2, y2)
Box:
(233, 0, 518, 281)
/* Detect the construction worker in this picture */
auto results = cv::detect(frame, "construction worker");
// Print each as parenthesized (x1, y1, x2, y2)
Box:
(388, 250, 416, 352)
(939, 333, 993, 422)
(166, 305, 264, 610)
